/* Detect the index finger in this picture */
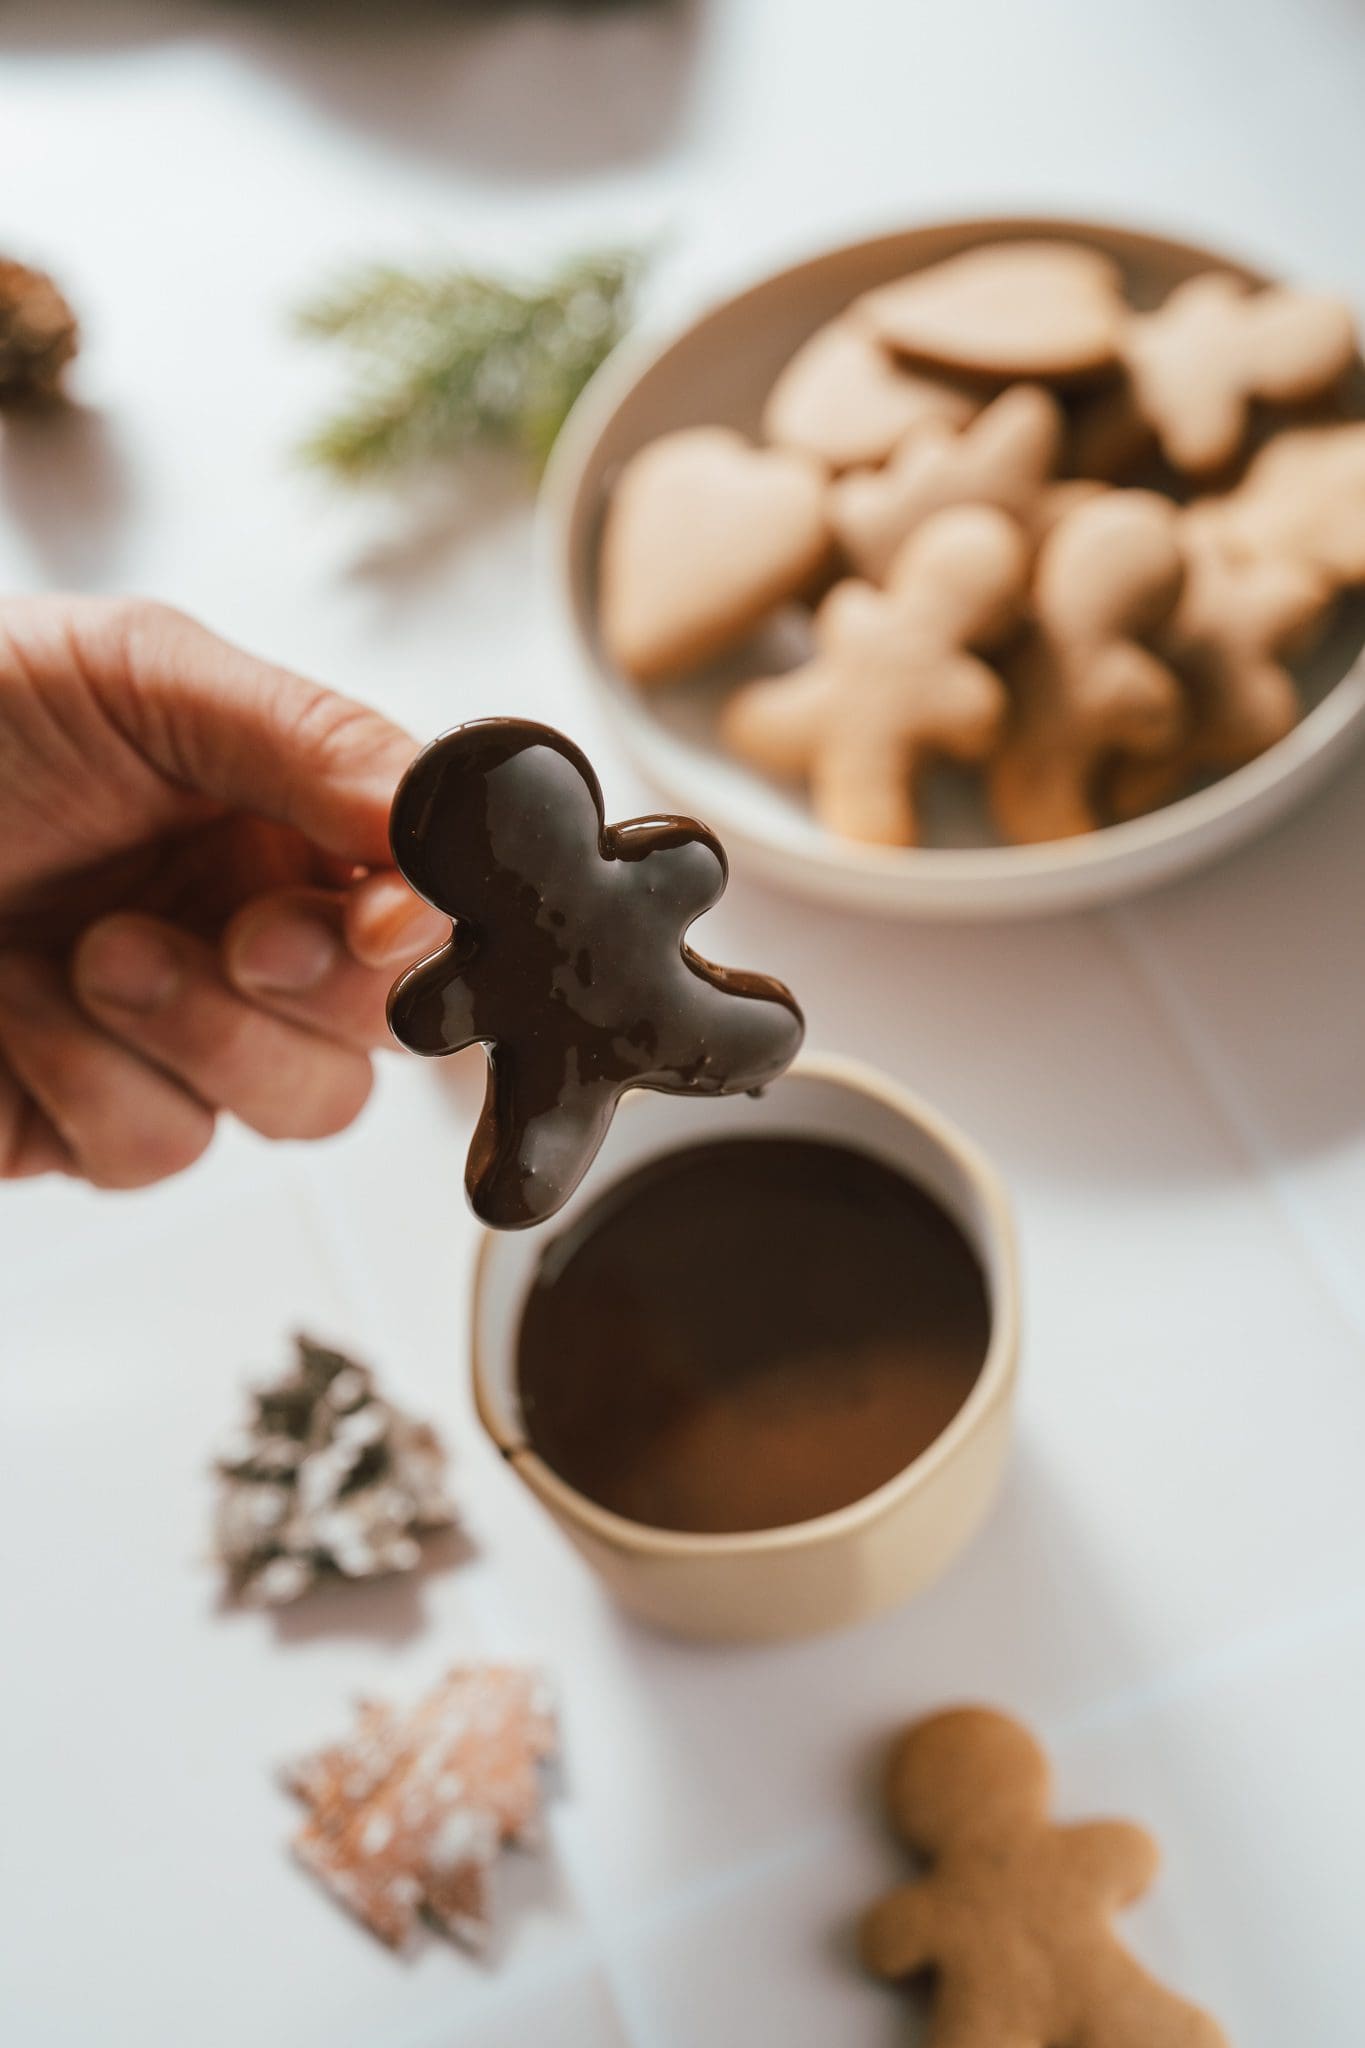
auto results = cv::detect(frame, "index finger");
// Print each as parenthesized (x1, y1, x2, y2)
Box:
(39, 596, 421, 866)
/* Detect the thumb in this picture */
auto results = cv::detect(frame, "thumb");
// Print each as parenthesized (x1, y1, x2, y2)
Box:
(71, 598, 418, 865)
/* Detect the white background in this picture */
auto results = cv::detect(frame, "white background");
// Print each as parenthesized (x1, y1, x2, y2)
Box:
(2, 3, 1364, 2041)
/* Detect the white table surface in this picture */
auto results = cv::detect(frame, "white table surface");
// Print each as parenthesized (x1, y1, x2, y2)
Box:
(3, 4, 1364, 2041)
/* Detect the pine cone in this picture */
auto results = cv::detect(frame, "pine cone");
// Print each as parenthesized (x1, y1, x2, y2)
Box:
(0, 258, 78, 402)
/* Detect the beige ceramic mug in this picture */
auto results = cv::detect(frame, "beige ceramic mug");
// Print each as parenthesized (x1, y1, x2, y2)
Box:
(470, 1053, 1019, 1642)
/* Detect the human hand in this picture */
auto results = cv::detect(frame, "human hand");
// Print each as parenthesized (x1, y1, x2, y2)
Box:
(0, 596, 446, 1187)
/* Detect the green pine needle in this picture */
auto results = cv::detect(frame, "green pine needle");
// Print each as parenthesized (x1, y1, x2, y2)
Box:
(296, 249, 644, 482)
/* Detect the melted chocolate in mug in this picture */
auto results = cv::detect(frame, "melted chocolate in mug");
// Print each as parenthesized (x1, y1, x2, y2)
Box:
(387, 721, 803, 1230)
(515, 1136, 991, 1534)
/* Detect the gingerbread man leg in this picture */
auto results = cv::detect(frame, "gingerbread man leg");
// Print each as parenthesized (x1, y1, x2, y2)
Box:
(812, 726, 921, 845)
(1077, 1945, 1229, 2048)
(467, 1050, 621, 1228)
(1106, 750, 1197, 823)
(926, 1972, 1041, 2048)
(990, 746, 1100, 843)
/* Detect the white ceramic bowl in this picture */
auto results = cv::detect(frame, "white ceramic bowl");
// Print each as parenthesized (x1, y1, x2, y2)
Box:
(471, 1053, 1019, 1643)
(543, 217, 1365, 919)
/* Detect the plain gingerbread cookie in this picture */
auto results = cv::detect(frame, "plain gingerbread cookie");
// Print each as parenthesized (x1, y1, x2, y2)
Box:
(1189, 420, 1365, 587)
(989, 489, 1186, 843)
(857, 240, 1127, 380)
(722, 504, 1028, 846)
(1110, 526, 1331, 819)
(1124, 272, 1357, 474)
(599, 426, 830, 684)
(861, 1708, 1229, 2048)
(831, 385, 1063, 581)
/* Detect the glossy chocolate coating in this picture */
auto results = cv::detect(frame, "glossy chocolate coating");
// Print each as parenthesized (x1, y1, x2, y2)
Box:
(516, 1136, 990, 1533)
(387, 720, 804, 1229)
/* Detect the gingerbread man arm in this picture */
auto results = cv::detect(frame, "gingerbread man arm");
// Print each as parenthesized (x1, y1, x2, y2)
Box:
(610, 817, 728, 923)
(657, 952, 804, 1096)
(860, 1880, 945, 1980)
(387, 936, 483, 1058)
(722, 660, 837, 780)
(1056, 1819, 1160, 1908)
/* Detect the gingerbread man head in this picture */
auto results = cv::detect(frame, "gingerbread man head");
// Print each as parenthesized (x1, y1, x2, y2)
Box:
(387, 720, 803, 1228)
(862, 1707, 1229, 2048)
(884, 1702, 1050, 1854)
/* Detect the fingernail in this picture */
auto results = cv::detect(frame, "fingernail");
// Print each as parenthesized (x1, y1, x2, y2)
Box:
(375, 897, 448, 962)
(233, 913, 339, 993)
(77, 922, 181, 1012)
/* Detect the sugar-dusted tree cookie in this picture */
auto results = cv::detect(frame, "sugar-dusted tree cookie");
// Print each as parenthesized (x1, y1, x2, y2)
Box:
(286, 1666, 558, 1951)
(857, 240, 1127, 380)
(722, 505, 1028, 846)
(1124, 272, 1357, 475)
(1109, 524, 1332, 819)
(1188, 419, 1365, 588)
(763, 316, 979, 473)
(598, 426, 830, 684)
(988, 489, 1186, 843)
(862, 1707, 1229, 2048)
(212, 1334, 458, 1607)
(830, 385, 1062, 581)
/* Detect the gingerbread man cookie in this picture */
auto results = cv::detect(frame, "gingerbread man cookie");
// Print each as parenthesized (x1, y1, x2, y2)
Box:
(861, 1708, 1228, 2048)
(763, 317, 979, 472)
(387, 720, 804, 1228)
(722, 505, 1028, 846)
(857, 239, 1127, 380)
(988, 489, 1187, 843)
(831, 385, 1063, 581)
(1189, 420, 1365, 587)
(598, 426, 829, 684)
(1124, 272, 1356, 475)
(1109, 525, 1331, 818)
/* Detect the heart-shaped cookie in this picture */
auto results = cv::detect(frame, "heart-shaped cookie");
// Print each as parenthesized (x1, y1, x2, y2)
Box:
(762, 317, 978, 472)
(599, 427, 829, 685)
(858, 240, 1126, 381)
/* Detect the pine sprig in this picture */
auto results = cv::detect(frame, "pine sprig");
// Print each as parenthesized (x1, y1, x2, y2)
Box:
(296, 249, 644, 481)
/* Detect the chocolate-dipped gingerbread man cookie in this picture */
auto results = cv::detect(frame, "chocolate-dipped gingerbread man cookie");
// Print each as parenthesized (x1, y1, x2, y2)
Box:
(388, 720, 804, 1228)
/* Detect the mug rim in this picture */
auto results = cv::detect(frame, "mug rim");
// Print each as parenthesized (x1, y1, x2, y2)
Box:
(469, 1050, 1020, 1561)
